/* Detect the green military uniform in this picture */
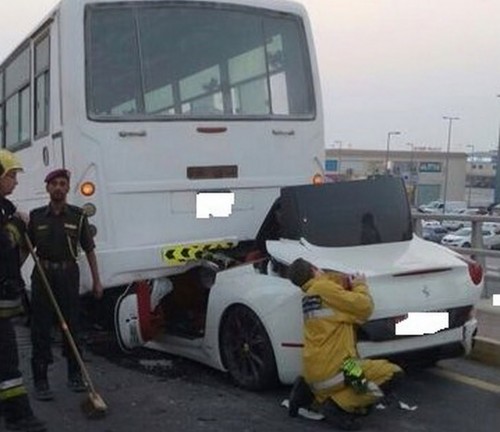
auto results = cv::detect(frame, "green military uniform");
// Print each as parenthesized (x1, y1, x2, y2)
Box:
(28, 203, 95, 392)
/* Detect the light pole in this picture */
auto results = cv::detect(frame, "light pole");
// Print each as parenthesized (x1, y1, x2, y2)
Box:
(494, 94, 500, 203)
(466, 144, 475, 207)
(334, 140, 343, 176)
(442, 116, 460, 213)
(385, 131, 401, 174)
(406, 143, 415, 205)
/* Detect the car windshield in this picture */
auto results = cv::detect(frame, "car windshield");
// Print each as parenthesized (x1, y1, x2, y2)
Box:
(455, 228, 472, 236)
(279, 177, 413, 247)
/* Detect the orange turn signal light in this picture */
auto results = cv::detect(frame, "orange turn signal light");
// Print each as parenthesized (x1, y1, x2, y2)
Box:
(80, 182, 95, 197)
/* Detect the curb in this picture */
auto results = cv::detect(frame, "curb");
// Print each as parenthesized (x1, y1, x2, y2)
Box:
(469, 336, 500, 368)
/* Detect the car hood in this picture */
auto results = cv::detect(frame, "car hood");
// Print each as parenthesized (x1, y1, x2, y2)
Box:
(266, 236, 464, 276)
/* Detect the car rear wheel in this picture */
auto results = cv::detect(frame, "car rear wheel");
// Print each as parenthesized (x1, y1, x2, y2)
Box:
(220, 305, 278, 390)
(462, 242, 471, 248)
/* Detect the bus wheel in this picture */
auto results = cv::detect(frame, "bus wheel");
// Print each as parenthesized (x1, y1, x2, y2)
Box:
(220, 305, 278, 391)
(80, 286, 126, 354)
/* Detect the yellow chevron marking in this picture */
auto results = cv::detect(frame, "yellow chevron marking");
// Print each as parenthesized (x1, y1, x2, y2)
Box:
(161, 240, 236, 266)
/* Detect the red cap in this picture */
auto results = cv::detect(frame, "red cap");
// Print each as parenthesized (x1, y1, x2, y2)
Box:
(45, 169, 70, 184)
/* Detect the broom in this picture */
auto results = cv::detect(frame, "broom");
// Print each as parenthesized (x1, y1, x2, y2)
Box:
(25, 234, 108, 418)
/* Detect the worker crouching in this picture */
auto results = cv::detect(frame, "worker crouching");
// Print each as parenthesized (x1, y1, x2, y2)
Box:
(288, 258, 403, 431)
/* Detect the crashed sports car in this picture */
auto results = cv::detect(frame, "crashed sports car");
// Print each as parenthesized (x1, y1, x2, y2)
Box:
(115, 177, 482, 390)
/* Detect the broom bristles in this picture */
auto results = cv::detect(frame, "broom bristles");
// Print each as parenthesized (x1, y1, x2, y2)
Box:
(81, 391, 108, 419)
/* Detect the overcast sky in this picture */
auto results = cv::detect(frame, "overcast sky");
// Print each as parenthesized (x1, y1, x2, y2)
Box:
(1, 0, 499, 153)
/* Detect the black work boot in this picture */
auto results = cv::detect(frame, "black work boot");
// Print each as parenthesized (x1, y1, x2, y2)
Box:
(31, 360, 53, 401)
(3, 395, 47, 431)
(322, 400, 362, 431)
(288, 376, 315, 417)
(5, 415, 47, 432)
(67, 360, 86, 393)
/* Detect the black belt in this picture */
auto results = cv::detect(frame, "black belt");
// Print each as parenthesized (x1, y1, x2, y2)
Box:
(39, 259, 76, 270)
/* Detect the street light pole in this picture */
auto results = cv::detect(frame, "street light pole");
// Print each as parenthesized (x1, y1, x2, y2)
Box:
(385, 131, 401, 174)
(494, 95, 500, 203)
(466, 144, 475, 207)
(406, 143, 415, 205)
(334, 140, 343, 176)
(442, 116, 460, 213)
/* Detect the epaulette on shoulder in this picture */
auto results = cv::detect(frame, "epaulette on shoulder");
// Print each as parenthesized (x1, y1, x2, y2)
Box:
(67, 204, 84, 215)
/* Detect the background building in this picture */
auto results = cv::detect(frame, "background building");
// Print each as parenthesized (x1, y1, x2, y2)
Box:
(467, 150, 496, 188)
(325, 148, 467, 206)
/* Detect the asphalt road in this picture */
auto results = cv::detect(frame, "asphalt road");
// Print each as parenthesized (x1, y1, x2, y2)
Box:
(12, 324, 500, 432)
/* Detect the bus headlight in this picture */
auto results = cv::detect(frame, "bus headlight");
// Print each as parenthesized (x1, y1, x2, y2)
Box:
(80, 182, 96, 197)
(89, 224, 98, 237)
(82, 203, 97, 217)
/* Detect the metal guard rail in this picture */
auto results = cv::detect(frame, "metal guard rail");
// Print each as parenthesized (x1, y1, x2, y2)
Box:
(412, 212, 500, 297)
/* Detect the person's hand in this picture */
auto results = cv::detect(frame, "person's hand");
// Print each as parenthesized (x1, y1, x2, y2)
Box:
(92, 281, 104, 300)
(312, 266, 324, 278)
(341, 273, 353, 290)
(350, 272, 366, 285)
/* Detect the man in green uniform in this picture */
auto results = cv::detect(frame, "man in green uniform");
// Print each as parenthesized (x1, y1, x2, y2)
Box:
(288, 258, 402, 431)
(0, 149, 46, 431)
(28, 169, 103, 401)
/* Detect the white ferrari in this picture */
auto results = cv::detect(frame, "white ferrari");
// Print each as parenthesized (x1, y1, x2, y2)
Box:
(115, 177, 483, 390)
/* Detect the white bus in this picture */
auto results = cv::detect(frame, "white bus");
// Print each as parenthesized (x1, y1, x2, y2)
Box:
(1, 0, 324, 292)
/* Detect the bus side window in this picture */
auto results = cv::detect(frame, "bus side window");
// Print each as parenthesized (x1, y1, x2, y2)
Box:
(34, 34, 50, 139)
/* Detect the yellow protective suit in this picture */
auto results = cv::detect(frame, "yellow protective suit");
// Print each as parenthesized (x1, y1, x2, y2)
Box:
(301, 273, 401, 413)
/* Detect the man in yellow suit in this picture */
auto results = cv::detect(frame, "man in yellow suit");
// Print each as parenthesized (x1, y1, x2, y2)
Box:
(288, 258, 402, 431)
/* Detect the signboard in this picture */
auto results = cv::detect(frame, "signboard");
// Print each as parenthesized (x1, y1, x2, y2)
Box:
(419, 162, 442, 173)
(325, 159, 338, 172)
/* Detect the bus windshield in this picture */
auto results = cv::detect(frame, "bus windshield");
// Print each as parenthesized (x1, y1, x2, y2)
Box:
(86, 2, 315, 120)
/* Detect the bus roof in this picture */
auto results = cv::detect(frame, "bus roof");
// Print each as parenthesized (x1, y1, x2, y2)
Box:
(1, 0, 309, 65)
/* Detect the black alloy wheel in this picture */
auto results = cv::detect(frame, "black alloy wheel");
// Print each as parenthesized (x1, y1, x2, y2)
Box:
(220, 305, 278, 390)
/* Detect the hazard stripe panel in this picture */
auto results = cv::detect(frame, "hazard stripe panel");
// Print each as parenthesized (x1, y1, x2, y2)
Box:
(161, 240, 236, 266)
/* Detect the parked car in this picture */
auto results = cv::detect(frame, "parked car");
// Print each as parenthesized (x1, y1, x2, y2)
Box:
(442, 208, 487, 231)
(419, 200, 466, 214)
(441, 226, 500, 249)
(422, 226, 449, 243)
(115, 177, 482, 390)
(421, 219, 442, 228)
(461, 208, 487, 216)
(487, 203, 500, 216)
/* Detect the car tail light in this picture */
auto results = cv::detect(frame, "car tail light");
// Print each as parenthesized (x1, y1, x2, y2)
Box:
(468, 262, 483, 285)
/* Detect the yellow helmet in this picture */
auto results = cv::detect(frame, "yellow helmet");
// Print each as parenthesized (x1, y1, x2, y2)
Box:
(0, 149, 23, 177)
